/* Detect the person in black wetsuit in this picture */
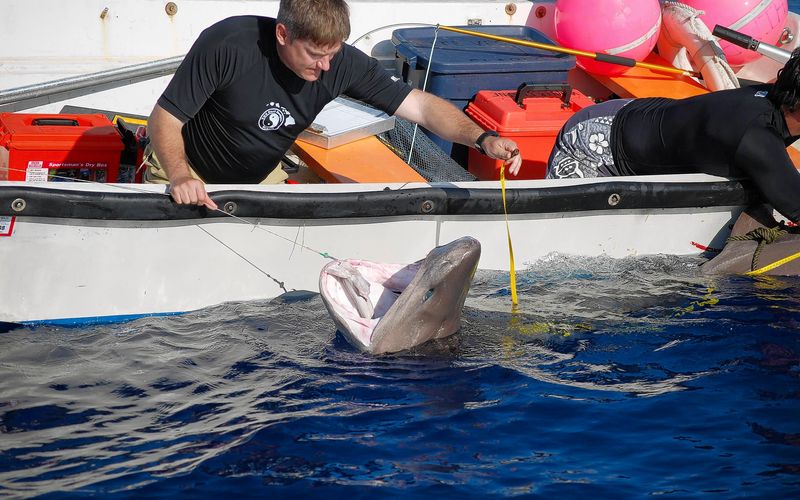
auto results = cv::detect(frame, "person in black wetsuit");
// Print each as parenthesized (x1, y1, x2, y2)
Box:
(147, 0, 522, 210)
(546, 49, 800, 223)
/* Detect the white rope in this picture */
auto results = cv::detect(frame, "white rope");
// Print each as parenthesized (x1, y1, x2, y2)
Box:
(407, 24, 440, 165)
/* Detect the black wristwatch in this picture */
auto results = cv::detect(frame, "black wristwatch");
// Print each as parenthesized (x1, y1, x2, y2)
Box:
(474, 130, 499, 155)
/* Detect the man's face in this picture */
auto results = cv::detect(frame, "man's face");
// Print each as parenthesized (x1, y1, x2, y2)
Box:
(276, 23, 341, 81)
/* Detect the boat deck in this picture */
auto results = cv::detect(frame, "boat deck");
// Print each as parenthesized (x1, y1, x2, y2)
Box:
(292, 136, 426, 183)
(591, 53, 708, 100)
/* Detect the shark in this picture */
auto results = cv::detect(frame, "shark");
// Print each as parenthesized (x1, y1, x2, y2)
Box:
(319, 236, 481, 354)
(702, 205, 800, 276)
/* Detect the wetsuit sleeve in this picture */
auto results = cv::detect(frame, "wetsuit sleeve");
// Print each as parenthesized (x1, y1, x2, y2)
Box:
(734, 122, 800, 222)
(157, 26, 238, 122)
(336, 46, 413, 115)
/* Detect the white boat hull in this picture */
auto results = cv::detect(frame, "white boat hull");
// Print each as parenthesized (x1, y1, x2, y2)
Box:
(2, 1, 789, 324)
(0, 176, 748, 324)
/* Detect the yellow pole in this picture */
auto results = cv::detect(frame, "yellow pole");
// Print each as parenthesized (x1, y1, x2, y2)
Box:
(438, 25, 699, 78)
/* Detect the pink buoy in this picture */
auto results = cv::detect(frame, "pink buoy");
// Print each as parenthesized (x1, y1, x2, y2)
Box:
(554, 0, 662, 76)
(682, 0, 788, 67)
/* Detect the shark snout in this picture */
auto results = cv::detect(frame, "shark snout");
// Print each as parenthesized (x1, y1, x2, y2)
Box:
(431, 236, 481, 270)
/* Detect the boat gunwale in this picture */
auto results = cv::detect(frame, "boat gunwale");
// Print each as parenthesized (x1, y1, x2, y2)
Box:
(0, 179, 759, 220)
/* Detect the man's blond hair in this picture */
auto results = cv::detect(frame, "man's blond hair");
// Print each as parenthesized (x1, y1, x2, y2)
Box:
(277, 0, 350, 46)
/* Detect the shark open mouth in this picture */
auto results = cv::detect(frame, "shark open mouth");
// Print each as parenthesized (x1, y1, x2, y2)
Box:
(319, 236, 481, 354)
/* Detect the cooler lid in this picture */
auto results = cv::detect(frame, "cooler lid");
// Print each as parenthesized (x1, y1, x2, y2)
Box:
(392, 25, 575, 74)
(0, 113, 124, 151)
(466, 88, 596, 132)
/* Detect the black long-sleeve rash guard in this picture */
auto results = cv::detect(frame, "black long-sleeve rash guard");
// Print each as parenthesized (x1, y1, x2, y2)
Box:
(611, 85, 800, 222)
(157, 16, 412, 184)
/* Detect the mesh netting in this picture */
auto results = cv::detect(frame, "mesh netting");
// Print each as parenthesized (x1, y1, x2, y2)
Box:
(378, 117, 477, 182)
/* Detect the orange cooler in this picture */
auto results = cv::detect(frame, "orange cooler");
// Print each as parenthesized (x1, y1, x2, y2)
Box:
(0, 113, 123, 182)
(465, 84, 595, 180)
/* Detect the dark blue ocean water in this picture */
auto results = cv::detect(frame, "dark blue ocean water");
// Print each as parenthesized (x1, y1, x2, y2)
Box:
(2, 253, 800, 498)
(3, 4, 800, 498)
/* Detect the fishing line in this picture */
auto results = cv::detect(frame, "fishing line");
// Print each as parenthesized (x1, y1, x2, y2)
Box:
(214, 209, 336, 260)
(195, 225, 289, 292)
(407, 24, 440, 165)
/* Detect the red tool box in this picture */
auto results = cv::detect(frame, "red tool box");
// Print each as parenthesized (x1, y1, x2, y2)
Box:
(0, 113, 124, 182)
(465, 84, 595, 180)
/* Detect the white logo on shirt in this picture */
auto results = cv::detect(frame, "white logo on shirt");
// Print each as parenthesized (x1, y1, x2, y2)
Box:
(258, 102, 296, 131)
(754, 90, 768, 98)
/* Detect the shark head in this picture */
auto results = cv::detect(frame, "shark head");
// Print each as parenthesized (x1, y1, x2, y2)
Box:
(319, 236, 481, 354)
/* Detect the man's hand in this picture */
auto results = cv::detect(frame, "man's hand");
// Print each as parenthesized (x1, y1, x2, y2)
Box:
(169, 175, 218, 210)
(147, 105, 218, 210)
(482, 136, 522, 176)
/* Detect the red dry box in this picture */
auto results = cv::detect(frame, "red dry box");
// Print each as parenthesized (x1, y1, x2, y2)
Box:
(465, 84, 595, 180)
(0, 113, 124, 182)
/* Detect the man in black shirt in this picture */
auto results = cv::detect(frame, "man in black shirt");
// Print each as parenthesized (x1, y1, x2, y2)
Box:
(147, 0, 521, 209)
(546, 49, 800, 223)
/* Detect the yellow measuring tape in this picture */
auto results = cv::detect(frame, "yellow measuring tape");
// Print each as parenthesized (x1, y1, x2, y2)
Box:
(500, 165, 518, 305)
(745, 250, 800, 276)
(416, 24, 519, 305)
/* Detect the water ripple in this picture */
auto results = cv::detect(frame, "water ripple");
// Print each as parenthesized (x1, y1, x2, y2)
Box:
(1, 255, 799, 496)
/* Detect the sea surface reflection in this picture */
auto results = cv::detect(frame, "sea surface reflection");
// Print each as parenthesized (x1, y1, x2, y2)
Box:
(1, 254, 799, 497)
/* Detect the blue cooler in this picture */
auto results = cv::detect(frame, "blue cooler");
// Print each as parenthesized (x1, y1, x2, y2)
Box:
(392, 25, 575, 161)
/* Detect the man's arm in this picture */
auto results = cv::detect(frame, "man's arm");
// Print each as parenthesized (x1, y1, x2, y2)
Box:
(147, 104, 217, 210)
(734, 124, 800, 223)
(394, 89, 522, 175)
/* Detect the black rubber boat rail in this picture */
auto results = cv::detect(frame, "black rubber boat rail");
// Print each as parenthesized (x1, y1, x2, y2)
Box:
(0, 180, 759, 221)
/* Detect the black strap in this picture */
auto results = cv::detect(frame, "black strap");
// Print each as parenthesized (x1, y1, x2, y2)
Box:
(475, 130, 499, 155)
